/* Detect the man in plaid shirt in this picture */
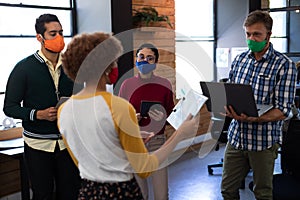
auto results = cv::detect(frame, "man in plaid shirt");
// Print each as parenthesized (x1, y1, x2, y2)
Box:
(221, 10, 297, 200)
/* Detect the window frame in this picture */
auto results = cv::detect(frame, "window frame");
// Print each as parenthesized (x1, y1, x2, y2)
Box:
(0, 0, 77, 122)
(0, 1, 77, 37)
(175, 0, 216, 97)
(262, 1, 300, 56)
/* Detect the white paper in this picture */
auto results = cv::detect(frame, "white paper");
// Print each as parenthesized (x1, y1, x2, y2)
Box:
(167, 89, 208, 130)
(216, 48, 230, 68)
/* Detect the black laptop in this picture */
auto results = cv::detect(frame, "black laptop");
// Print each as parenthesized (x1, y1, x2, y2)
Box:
(200, 81, 272, 117)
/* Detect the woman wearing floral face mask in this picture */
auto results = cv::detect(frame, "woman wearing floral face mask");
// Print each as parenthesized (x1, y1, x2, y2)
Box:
(118, 43, 175, 200)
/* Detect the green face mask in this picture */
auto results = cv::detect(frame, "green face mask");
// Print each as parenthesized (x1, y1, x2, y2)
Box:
(247, 39, 267, 52)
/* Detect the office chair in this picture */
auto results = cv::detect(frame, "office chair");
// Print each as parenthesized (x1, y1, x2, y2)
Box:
(207, 115, 231, 175)
(207, 78, 230, 175)
(207, 115, 246, 189)
(205, 78, 246, 188)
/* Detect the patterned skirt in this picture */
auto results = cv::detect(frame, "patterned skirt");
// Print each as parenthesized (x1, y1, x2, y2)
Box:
(78, 177, 144, 200)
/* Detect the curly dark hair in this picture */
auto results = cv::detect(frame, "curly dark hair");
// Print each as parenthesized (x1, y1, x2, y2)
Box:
(62, 32, 123, 83)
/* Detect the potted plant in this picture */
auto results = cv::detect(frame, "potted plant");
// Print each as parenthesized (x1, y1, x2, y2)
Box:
(132, 7, 173, 28)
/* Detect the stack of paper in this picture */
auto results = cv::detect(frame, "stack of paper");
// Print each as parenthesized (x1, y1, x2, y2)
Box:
(167, 89, 208, 130)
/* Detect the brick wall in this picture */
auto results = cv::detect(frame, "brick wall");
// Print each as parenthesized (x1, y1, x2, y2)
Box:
(132, 0, 212, 141)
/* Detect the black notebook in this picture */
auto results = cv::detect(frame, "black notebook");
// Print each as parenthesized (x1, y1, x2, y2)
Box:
(200, 81, 272, 117)
(140, 101, 162, 117)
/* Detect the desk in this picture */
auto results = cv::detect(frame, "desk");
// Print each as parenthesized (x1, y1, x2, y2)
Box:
(0, 127, 23, 140)
(0, 138, 30, 200)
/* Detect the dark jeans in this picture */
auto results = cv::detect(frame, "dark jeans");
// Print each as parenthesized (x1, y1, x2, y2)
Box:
(24, 142, 81, 200)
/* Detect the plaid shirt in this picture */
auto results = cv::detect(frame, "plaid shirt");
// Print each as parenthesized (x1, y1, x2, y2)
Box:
(227, 43, 297, 151)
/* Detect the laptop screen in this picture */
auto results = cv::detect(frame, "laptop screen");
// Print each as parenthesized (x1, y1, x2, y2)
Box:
(200, 81, 260, 117)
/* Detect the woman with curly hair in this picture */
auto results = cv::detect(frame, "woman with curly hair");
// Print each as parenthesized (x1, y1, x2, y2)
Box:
(57, 32, 199, 199)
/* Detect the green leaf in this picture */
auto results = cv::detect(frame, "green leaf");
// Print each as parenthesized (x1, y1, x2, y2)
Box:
(132, 6, 173, 28)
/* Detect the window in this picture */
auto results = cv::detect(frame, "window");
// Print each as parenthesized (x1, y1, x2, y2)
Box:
(266, 0, 300, 61)
(0, 0, 70, 7)
(269, 0, 288, 52)
(175, 0, 215, 98)
(0, 1, 76, 123)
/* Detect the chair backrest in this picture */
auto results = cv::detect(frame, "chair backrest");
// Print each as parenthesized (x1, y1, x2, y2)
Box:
(210, 77, 231, 143)
(210, 115, 231, 143)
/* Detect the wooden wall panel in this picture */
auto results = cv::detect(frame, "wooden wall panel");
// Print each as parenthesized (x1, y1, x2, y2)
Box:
(132, 0, 212, 146)
(132, 28, 176, 94)
(133, 0, 175, 8)
(0, 154, 21, 197)
(132, 0, 176, 94)
(133, 31, 175, 40)
(133, 39, 175, 50)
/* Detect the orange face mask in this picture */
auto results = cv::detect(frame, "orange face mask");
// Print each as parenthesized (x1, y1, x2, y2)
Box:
(42, 34, 65, 53)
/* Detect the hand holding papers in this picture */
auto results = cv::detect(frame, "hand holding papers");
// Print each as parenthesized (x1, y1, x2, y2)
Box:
(167, 89, 208, 130)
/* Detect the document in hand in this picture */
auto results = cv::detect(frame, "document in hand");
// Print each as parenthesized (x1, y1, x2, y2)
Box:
(167, 89, 208, 130)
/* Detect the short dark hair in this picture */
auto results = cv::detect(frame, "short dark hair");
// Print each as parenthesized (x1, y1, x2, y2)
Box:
(136, 43, 159, 62)
(244, 10, 273, 32)
(35, 13, 61, 36)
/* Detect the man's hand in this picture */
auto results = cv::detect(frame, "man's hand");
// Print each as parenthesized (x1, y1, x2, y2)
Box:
(224, 105, 258, 122)
(36, 107, 57, 121)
